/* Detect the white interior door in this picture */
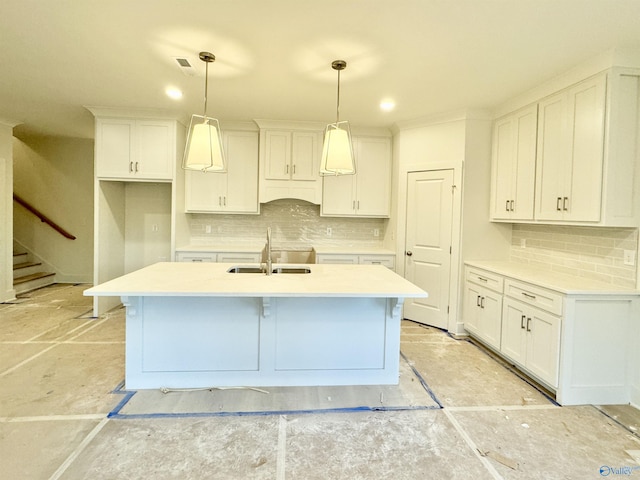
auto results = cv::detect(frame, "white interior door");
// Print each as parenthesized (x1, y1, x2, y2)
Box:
(403, 169, 454, 329)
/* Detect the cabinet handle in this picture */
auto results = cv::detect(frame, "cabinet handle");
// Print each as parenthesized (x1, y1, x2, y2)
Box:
(505, 200, 510, 212)
(286, 165, 289, 174)
(357, 200, 360, 210)
(129, 161, 133, 173)
(526, 317, 532, 332)
(477, 295, 481, 307)
(223, 196, 227, 206)
(510, 200, 514, 211)
(353, 200, 356, 210)
(135, 162, 139, 173)
(480, 296, 485, 309)
(556, 197, 562, 211)
(292, 164, 296, 174)
(521, 292, 536, 300)
(563, 197, 569, 211)
(218, 196, 222, 206)
(521, 315, 526, 329)
(192, 259, 203, 262)
(477, 276, 488, 282)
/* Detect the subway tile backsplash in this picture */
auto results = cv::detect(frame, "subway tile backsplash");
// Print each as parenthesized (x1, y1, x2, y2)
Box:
(187, 199, 387, 249)
(511, 224, 638, 288)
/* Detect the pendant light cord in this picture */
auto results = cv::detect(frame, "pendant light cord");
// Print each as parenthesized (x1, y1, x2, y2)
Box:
(203, 60, 209, 118)
(335, 68, 341, 124)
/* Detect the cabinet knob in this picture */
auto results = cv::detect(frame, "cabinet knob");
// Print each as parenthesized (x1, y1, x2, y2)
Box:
(406, 251, 413, 256)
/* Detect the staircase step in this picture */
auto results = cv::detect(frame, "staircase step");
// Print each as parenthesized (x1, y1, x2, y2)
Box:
(13, 261, 43, 280)
(13, 252, 28, 266)
(14, 272, 55, 294)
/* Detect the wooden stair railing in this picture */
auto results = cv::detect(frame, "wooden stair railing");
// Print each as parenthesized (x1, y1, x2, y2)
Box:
(13, 193, 76, 240)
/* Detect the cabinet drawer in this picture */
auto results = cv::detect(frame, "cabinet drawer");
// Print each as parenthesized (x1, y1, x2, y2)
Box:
(316, 254, 358, 264)
(176, 252, 216, 262)
(466, 268, 504, 293)
(217, 253, 261, 263)
(359, 255, 395, 269)
(504, 279, 563, 316)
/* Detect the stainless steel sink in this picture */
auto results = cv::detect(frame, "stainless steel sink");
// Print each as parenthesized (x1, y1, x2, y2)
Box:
(227, 266, 311, 274)
(271, 267, 311, 274)
(227, 266, 265, 274)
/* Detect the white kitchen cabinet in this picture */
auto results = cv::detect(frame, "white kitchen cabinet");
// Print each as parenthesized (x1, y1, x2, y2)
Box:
(256, 120, 324, 204)
(490, 104, 537, 220)
(264, 130, 319, 181)
(535, 74, 606, 222)
(315, 252, 395, 269)
(321, 136, 392, 218)
(185, 130, 259, 214)
(492, 67, 640, 226)
(463, 269, 502, 351)
(96, 118, 175, 181)
(176, 249, 262, 263)
(464, 261, 639, 405)
(501, 296, 561, 388)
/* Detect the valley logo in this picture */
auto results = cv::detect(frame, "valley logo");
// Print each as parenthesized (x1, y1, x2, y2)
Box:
(600, 465, 640, 476)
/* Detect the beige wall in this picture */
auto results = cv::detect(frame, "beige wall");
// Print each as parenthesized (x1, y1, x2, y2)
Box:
(0, 122, 15, 301)
(13, 135, 94, 283)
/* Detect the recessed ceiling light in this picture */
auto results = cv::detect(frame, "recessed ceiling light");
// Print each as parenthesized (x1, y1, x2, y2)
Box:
(166, 87, 183, 100)
(380, 99, 395, 112)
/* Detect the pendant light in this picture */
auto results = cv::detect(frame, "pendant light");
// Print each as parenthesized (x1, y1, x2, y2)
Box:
(319, 60, 356, 176)
(182, 51, 226, 172)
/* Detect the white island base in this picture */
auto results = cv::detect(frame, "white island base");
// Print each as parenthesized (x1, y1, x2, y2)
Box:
(85, 263, 427, 389)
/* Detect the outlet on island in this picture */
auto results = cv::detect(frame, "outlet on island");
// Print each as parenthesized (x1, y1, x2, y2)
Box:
(326, 227, 332, 237)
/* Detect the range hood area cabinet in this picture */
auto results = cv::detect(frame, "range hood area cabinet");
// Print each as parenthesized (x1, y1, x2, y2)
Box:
(95, 117, 176, 181)
(321, 136, 392, 218)
(490, 68, 640, 227)
(185, 130, 259, 214)
(256, 120, 324, 204)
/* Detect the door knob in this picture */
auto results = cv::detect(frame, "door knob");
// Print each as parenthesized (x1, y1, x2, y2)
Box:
(406, 251, 413, 256)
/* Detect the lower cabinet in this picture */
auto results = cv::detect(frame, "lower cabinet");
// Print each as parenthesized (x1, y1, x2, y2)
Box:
(463, 282, 502, 351)
(463, 263, 639, 405)
(315, 253, 395, 269)
(176, 250, 261, 263)
(501, 297, 560, 388)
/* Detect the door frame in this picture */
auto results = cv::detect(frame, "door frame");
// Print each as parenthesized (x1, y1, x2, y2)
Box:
(395, 161, 463, 334)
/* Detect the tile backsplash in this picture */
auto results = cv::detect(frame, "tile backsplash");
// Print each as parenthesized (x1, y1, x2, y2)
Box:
(511, 224, 638, 288)
(187, 199, 387, 249)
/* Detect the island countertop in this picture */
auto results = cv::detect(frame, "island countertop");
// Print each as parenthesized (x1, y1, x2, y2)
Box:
(83, 262, 427, 298)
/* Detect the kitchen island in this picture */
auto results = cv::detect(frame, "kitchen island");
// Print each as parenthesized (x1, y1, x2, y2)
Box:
(84, 262, 427, 389)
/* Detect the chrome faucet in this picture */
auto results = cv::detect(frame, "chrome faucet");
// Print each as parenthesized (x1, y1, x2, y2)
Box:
(265, 226, 272, 275)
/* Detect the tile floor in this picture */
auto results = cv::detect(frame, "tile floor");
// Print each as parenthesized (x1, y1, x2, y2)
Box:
(1, 284, 639, 479)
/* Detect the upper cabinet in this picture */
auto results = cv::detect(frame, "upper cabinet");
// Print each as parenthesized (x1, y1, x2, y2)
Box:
(490, 68, 640, 227)
(256, 120, 324, 204)
(535, 74, 606, 222)
(321, 136, 392, 218)
(95, 118, 176, 181)
(490, 104, 538, 221)
(185, 130, 259, 214)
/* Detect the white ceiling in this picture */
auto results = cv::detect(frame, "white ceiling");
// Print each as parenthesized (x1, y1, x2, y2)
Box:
(3, 0, 640, 139)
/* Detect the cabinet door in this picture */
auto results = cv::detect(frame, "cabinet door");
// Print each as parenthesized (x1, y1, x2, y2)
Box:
(526, 308, 561, 388)
(95, 118, 136, 178)
(463, 283, 482, 335)
(137, 120, 174, 180)
(535, 92, 569, 221)
(354, 137, 392, 217)
(264, 131, 291, 179)
(321, 174, 356, 216)
(564, 75, 606, 222)
(478, 289, 502, 350)
(184, 169, 227, 212)
(291, 132, 319, 181)
(491, 106, 537, 220)
(491, 115, 516, 220)
(501, 298, 527, 366)
(224, 131, 259, 213)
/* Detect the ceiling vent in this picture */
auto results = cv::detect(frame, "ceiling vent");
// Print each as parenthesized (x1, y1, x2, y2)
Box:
(174, 57, 196, 76)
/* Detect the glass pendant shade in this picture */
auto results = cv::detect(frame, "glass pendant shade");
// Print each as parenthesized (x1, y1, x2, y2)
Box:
(320, 122, 356, 175)
(182, 114, 225, 171)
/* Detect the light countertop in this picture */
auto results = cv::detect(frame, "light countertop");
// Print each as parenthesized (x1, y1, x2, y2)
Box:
(84, 262, 427, 298)
(465, 260, 640, 295)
